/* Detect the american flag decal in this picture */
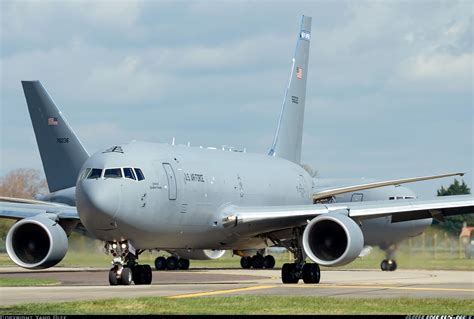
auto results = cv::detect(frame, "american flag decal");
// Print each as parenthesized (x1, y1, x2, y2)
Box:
(48, 117, 58, 126)
(296, 67, 303, 80)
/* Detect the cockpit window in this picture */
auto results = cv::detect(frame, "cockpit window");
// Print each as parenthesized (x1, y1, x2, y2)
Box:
(134, 168, 145, 181)
(123, 168, 136, 180)
(80, 168, 92, 180)
(104, 168, 122, 178)
(88, 168, 103, 179)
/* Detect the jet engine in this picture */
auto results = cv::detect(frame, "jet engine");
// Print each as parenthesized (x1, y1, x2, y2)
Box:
(302, 213, 363, 266)
(171, 249, 226, 260)
(6, 216, 68, 269)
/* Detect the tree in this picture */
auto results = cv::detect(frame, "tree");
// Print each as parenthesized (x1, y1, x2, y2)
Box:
(0, 168, 48, 240)
(437, 179, 470, 196)
(0, 168, 48, 199)
(434, 178, 473, 235)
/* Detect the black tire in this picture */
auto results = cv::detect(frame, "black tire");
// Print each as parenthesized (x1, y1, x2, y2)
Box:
(121, 267, 133, 285)
(178, 258, 190, 270)
(155, 256, 167, 271)
(132, 265, 144, 285)
(240, 256, 252, 269)
(263, 255, 276, 269)
(388, 260, 397, 271)
(252, 255, 264, 269)
(281, 263, 299, 284)
(166, 256, 179, 270)
(380, 259, 388, 271)
(142, 264, 153, 284)
(302, 263, 320, 284)
(109, 267, 119, 286)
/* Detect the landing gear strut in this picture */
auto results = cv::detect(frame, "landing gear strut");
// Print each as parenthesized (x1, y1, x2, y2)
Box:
(106, 241, 153, 285)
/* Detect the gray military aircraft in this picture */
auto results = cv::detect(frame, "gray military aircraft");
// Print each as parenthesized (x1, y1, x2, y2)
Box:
(1, 15, 473, 285)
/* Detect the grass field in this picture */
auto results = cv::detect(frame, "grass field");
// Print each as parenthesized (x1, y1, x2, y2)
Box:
(1, 246, 472, 270)
(1, 296, 472, 315)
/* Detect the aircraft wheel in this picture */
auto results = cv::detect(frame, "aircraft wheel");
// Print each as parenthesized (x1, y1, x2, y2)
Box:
(281, 263, 299, 284)
(120, 267, 133, 285)
(302, 263, 320, 284)
(387, 259, 397, 271)
(380, 259, 388, 271)
(142, 264, 152, 284)
(252, 255, 264, 269)
(240, 256, 252, 269)
(132, 265, 144, 285)
(109, 267, 119, 285)
(263, 255, 275, 269)
(166, 256, 179, 270)
(178, 258, 190, 270)
(155, 256, 167, 271)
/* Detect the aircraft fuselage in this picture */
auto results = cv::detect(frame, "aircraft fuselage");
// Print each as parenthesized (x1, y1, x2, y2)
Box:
(76, 141, 313, 249)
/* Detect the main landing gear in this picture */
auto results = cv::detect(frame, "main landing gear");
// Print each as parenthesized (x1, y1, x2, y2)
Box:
(380, 259, 397, 271)
(380, 245, 397, 271)
(276, 230, 320, 284)
(240, 254, 276, 269)
(154, 256, 190, 271)
(106, 241, 153, 285)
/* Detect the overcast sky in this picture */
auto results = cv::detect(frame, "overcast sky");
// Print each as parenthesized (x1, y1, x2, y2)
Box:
(1, 0, 472, 199)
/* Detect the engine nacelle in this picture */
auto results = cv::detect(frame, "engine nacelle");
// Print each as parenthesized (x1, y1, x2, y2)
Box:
(171, 249, 226, 260)
(6, 216, 68, 269)
(302, 213, 364, 267)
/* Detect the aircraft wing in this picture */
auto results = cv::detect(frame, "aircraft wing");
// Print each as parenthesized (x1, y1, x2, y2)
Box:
(221, 194, 474, 236)
(312, 172, 464, 201)
(0, 196, 80, 221)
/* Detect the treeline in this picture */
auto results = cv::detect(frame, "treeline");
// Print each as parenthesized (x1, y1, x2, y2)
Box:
(433, 179, 472, 236)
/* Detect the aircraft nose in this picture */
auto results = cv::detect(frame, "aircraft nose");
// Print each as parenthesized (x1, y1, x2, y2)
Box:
(76, 180, 121, 231)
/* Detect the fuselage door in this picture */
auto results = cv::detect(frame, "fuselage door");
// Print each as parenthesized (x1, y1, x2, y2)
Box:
(163, 163, 177, 200)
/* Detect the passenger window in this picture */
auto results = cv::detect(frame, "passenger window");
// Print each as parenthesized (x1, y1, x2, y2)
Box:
(134, 168, 145, 181)
(104, 168, 122, 178)
(88, 168, 103, 179)
(80, 168, 92, 180)
(123, 168, 136, 180)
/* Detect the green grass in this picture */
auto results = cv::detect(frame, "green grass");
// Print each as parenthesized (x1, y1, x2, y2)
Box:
(1, 296, 472, 315)
(0, 247, 472, 270)
(0, 277, 59, 286)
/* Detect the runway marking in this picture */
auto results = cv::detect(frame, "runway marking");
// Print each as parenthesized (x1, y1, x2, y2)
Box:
(168, 285, 277, 299)
(288, 284, 474, 293)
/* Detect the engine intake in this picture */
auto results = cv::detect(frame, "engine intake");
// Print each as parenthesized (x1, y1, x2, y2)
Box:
(302, 213, 363, 266)
(6, 216, 68, 269)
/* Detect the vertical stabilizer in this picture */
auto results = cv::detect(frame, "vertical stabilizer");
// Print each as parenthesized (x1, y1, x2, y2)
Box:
(269, 15, 311, 164)
(21, 81, 89, 192)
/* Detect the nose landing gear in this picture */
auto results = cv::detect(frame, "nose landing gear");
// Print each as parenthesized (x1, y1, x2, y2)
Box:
(106, 241, 153, 285)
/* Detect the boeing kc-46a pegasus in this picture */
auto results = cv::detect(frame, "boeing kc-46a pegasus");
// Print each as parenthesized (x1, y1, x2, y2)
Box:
(1, 15, 473, 285)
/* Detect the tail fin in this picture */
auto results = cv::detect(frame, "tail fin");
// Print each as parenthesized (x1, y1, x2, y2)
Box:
(21, 81, 89, 192)
(269, 15, 311, 164)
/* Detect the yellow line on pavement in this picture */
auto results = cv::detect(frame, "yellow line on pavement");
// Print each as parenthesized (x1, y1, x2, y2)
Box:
(168, 285, 277, 299)
(290, 284, 474, 293)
